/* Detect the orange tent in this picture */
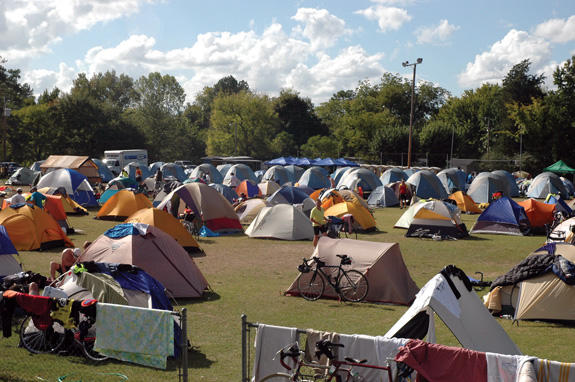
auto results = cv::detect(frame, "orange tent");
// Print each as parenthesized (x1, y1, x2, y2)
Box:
(517, 198, 555, 227)
(320, 189, 345, 210)
(125, 207, 202, 252)
(235, 180, 261, 198)
(324, 201, 376, 231)
(0, 205, 74, 250)
(309, 188, 326, 201)
(449, 191, 482, 214)
(97, 190, 152, 220)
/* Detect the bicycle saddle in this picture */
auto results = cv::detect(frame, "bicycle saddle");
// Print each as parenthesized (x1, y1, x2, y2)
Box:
(344, 357, 367, 364)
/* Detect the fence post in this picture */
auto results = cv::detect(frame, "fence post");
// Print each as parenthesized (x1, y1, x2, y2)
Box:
(180, 308, 188, 382)
(241, 314, 247, 382)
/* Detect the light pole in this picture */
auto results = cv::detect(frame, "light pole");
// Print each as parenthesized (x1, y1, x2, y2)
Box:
(450, 124, 455, 168)
(402, 58, 422, 168)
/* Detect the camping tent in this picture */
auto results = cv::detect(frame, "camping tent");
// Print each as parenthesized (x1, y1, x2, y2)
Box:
(217, 163, 233, 178)
(40, 155, 101, 184)
(517, 198, 555, 228)
(492, 170, 520, 197)
(97, 190, 153, 220)
(332, 167, 351, 184)
(0, 204, 74, 250)
(448, 191, 482, 214)
(284, 165, 305, 183)
(156, 183, 242, 233)
(324, 201, 376, 231)
(244, 204, 314, 240)
(467, 172, 508, 204)
(379, 168, 407, 186)
(561, 177, 575, 197)
(37, 168, 98, 207)
(437, 168, 467, 193)
(125, 207, 201, 252)
(235, 198, 269, 225)
(367, 186, 400, 208)
(262, 165, 290, 186)
(222, 164, 257, 185)
(484, 243, 575, 322)
(543, 160, 575, 174)
(545, 194, 573, 217)
(189, 163, 224, 184)
(406, 171, 448, 200)
(337, 168, 382, 193)
(79, 223, 209, 298)
(470, 197, 531, 236)
(0, 226, 21, 278)
(384, 265, 521, 355)
(285, 238, 419, 305)
(91, 158, 115, 183)
(123, 162, 152, 180)
(257, 181, 280, 197)
(160, 163, 187, 182)
(267, 186, 311, 205)
(235, 179, 261, 198)
(405, 200, 468, 239)
(527, 172, 569, 199)
(298, 167, 331, 190)
(6, 167, 40, 186)
(208, 183, 238, 203)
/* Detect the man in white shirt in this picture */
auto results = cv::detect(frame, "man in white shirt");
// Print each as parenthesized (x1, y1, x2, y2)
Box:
(10, 188, 26, 205)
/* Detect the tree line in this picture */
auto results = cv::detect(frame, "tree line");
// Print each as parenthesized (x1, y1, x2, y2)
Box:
(2, 55, 575, 174)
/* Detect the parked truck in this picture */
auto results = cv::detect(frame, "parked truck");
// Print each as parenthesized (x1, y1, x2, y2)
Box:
(103, 149, 148, 176)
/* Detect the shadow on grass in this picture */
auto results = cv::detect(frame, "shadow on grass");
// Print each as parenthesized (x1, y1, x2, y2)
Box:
(165, 346, 215, 371)
(464, 235, 489, 241)
(326, 302, 396, 311)
(176, 290, 221, 306)
(0, 372, 37, 382)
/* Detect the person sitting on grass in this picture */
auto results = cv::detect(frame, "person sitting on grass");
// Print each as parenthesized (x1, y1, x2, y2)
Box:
(49, 247, 81, 281)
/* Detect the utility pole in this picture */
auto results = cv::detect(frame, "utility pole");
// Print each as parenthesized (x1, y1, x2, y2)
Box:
(402, 58, 423, 168)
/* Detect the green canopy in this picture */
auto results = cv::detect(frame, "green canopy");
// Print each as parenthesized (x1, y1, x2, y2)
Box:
(543, 160, 575, 174)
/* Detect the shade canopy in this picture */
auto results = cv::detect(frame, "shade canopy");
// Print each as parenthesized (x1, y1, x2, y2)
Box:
(544, 160, 575, 174)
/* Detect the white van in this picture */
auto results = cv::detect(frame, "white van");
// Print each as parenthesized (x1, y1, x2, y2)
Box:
(103, 149, 148, 176)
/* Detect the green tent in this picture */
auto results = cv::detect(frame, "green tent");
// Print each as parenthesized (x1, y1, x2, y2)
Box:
(543, 160, 575, 174)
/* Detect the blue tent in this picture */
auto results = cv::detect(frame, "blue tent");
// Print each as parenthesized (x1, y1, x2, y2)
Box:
(149, 161, 164, 174)
(437, 168, 467, 193)
(314, 158, 339, 166)
(160, 163, 187, 182)
(98, 189, 120, 205)
(298, 167, 331, 190)
(190, 163, 224, 184)
(262, 165, 290, 186)
(284, 165, 305, 183)
(332, 167, 351, 184)
(545, 194, 573, 217)
(336, 158, 359, 167)
(0, 225, 21, 278)
(91, 158, 115, 183)
(208, 183, 238, 203)
(268, 186, 310, 205)
(471, 197, 531, 236)
(123, 162, 152, 180)
(338, 168, 382, 192)
(406, 170, 448, 199)
(294, 157, 316, 166)
(265, 157, 295, 166)
(37, 168, 98, 207)
(380, 168, 408, 185)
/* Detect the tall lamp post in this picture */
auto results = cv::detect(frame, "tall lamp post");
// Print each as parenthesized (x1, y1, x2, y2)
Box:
(402, 58, 423, 168)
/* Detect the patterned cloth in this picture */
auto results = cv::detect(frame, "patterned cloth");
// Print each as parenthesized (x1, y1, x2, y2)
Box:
(94, 302, 174, 369)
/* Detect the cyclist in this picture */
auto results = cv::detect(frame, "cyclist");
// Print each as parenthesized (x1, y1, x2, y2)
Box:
(310, 198, 328, 247)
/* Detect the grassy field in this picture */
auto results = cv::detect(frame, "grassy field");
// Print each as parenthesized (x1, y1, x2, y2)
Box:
(0, 203, 573, 381)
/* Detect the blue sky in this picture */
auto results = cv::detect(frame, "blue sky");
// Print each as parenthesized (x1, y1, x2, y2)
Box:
(2, 0, 574, 105)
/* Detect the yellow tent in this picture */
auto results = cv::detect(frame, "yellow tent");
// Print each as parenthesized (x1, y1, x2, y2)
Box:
(324, 201, 376, 231)
(37, 187, 88, 215)
(97, 190, 152, 220)
(0, 204, 74, 250)
(449, 191, 482, 214)
(125, 207, 202, 252)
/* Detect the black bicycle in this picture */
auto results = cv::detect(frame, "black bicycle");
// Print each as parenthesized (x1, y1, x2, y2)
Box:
(296, 255, 369, 302)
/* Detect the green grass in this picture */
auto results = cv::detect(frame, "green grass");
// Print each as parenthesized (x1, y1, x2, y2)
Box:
(1, 205, 573, 381)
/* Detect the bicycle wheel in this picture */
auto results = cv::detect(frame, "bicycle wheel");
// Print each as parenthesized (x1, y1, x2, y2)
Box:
(19, 315, 66, 354)
(259, 372, 294, 381)
(80, 337, 109, 362)
(297, 271, 325, 301)
(338, 270, 369, 302)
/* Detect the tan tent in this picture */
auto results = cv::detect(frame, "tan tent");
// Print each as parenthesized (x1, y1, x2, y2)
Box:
(245, 204, 314, 240)
(41, 155, 101, 184)
(285, 238, 419, 305)
(125, 207, 201, 252)
(235, 198, 269, 225)
(257, 181, 280, 196)
(79, 223, 208, 298)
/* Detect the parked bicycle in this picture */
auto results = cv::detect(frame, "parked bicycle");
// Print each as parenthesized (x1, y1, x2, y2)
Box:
(296, 255, 369, 302)
(260, 341, 392, 381)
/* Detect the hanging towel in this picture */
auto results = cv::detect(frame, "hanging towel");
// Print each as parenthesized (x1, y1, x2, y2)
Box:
(485, 353, 535, 382)
(304, 329, 339, 377)
(94, 302, 174, 369)
(337, 333, 408, 381)
(518, 360, 537, 382)
(252, 324, 298, 381)
(534, 359, 575, 382)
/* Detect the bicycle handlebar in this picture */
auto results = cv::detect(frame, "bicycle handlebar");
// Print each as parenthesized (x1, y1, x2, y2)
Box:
(315, 340, 344, 360)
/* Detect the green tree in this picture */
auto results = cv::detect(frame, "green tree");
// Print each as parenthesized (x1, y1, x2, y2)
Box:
(70, 71, 139, 110)
(502, 59, 545, 106)
(300, 135, 340, 158)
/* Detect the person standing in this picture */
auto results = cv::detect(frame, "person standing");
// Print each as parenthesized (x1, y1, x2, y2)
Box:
(399, 180, 409, 209)
(310, 198, 328, 247)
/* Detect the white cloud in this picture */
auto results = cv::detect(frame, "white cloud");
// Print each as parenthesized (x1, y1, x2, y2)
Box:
(0, 0, 156, 63)
(458, 29, 551, 88)
(291, 8, 350, 51)
(21, 63, 77, 95)
(534, 15, 575, 43)
(355, 5, 411, 33)
(416, 19, 459, 45)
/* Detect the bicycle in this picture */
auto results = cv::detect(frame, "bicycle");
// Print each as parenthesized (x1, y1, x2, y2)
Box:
(296, 255, 369, 302)
(259, 341, 392, 381)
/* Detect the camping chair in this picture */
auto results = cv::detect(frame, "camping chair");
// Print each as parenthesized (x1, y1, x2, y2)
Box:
(326, 216, 343, 239)
(340, 214, 357, 239)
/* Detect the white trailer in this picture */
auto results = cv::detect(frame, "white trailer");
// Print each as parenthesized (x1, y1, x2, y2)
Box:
(103, 149, 148, 176)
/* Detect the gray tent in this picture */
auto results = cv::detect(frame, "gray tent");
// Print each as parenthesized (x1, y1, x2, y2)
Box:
(245, 204, 314, 240)
(6, 167, 40, 186)
(337, 168, 382, 192)
(379, 167, 407, 186)
(527, 172, 569, 199)
(437, 168, 467, 193)
(492, 170, 520, 197)
(190, 163, 223, 184)
(406, 170, 448, 200)
(262, 165, 290, 186)
(467, 172, 508, 204)
(367, 186, 399, 207)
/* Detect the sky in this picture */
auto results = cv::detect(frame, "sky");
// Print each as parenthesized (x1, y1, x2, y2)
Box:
(1, 0, 575, 106)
